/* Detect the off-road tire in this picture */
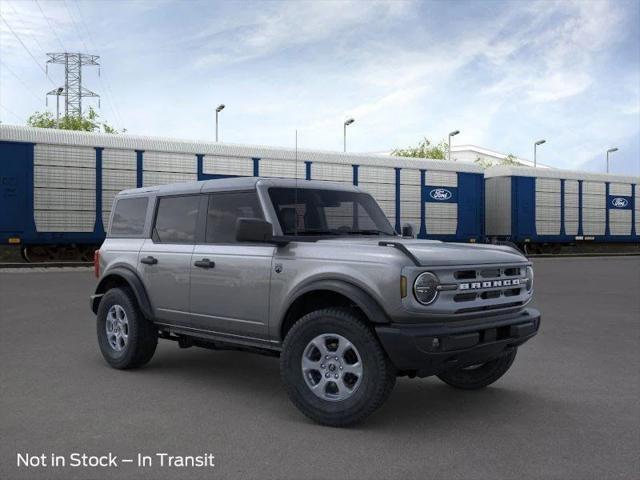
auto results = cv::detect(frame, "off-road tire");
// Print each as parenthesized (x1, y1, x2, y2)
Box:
(437, 348, 517, 390)
(280, 308, 396, 427)
(97, 287, 157, 369)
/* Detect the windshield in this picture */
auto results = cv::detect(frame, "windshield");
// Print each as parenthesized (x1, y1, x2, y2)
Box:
(268, 187, 396, 237)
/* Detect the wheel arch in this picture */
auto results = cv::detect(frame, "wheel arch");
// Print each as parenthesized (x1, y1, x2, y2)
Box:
(279, 279, 390, 341)
(92, 266, 153, 319)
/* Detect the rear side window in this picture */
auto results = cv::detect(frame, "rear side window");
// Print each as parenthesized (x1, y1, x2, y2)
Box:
(153, 195, 200, 244)
(206, 191, 263, 243)
(110, 197, 149, 236)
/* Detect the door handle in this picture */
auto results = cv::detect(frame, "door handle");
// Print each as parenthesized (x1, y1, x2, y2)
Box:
(140, 256, 158, 265)
(194, 258, 215, 269)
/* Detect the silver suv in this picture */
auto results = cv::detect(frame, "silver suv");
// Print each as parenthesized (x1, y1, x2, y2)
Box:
(90, 177, 540, 426)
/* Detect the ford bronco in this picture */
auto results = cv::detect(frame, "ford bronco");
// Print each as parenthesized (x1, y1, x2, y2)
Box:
(90, 177, 540, 426)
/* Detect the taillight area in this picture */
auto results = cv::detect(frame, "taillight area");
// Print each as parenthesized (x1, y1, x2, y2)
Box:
(94, 250, 100, 278)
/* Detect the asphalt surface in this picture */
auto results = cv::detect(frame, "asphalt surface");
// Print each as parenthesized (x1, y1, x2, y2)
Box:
(1, 257, 639, 480)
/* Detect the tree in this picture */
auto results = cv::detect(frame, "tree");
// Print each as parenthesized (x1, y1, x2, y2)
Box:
(392, 137, 449, 160)
(474, 153, 522, 169)
(27, 107, 124, 133)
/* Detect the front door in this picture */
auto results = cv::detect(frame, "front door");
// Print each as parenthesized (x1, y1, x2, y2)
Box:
(189, 191, 274, 341)
(139, 194, 202, 326)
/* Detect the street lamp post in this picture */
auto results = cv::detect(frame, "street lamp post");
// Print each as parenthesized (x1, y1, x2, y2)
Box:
(534, 139, 546, 167)
(606, 148, 618, 173)
(215, 104, 225, 142)
(448, 130, 460, 161)
(343, 118, 355, 152)
(55, 87, 63, 127)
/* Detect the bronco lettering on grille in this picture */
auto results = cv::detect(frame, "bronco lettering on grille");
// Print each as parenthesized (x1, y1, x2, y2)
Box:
(459, 279, 520, 290)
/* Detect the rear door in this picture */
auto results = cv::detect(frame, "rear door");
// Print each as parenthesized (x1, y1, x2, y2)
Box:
(189, 190, 274, 340)
(139, 194, 203, 326)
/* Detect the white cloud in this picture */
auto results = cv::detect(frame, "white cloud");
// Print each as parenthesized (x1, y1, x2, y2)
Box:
(190, 0, 410, 68)
(1, 0, 638, 174)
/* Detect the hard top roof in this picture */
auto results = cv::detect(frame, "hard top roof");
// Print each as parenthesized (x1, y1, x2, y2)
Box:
(117, 177, 361, 197)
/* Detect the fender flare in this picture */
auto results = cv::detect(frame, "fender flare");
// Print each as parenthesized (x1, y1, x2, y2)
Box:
(282, 278, 391, 326)
(92, 266, 154, 319)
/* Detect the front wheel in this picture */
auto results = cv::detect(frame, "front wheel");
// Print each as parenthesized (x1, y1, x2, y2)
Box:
(437, 348, 517, 390)
(280, 308, 396, 427)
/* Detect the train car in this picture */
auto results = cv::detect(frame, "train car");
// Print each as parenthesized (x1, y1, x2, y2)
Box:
(0, 125, 484, 261)
(484, 165, 639, 252)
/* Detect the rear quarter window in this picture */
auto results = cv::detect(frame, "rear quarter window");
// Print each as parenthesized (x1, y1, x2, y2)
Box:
(110, 197, 149, 236)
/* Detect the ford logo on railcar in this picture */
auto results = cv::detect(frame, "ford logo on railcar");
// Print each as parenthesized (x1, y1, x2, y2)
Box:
(611, 197, 629, 208)
(429, 188, 452, 200)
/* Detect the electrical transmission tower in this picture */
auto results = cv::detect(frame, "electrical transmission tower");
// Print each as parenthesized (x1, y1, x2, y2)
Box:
(46, 53, 100, 118)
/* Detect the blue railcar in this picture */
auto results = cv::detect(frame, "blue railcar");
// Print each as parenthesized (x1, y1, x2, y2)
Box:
(0, 125, 484, 260)
(484, 166, 639, 248)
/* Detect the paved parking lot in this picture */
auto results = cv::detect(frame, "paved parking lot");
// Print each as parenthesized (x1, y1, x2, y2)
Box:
(1, 257, 639, 480)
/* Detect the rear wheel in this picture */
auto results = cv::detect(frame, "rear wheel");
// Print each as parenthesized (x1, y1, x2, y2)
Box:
(437, 348, 517, 390)
(280, 308, 396, 427)
(96, 287, 158, 369)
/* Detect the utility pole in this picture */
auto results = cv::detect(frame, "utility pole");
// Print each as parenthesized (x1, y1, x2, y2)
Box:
(46, 53, 100, 117)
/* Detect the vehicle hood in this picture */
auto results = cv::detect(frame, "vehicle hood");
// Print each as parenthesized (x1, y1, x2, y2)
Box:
(314, 237, 527, 266)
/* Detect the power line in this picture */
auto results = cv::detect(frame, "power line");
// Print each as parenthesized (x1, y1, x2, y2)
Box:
(0, 60, 44, 102)
(62, 0, 90, 52)
(0, 14, 56, 86)
(34, 0, 66, 52)
(4, 0, 48, 57)
(72, 0, 124, 127)
(0, 103, 23, 122)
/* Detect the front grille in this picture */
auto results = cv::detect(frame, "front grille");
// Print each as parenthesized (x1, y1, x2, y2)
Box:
(444, 264, 529, 314)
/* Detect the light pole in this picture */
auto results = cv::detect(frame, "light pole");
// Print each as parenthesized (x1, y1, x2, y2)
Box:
(343, 118, 355, 152)
(448, 130, 460, 161)
(606, 148, 618, 173)
(215, 104, 225, 142)
(534, 139, 546, 167)
(55, 87, 63, 127)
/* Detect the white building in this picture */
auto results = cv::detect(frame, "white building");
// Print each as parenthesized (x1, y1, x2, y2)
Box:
(450, 144, 551, 169)
(369, 145, 552, 168)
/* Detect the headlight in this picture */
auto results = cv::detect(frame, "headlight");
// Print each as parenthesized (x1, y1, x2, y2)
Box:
(413, 272, 440, 305)
(525, 266, 534, 292)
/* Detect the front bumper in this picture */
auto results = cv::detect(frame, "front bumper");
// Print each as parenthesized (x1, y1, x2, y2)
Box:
(375, 308, 541, 377)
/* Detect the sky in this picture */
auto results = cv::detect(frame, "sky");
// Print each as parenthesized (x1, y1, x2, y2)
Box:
(0, 0, 639, 176)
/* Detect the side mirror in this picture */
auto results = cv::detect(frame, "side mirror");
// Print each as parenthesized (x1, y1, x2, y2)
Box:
(236, 218, 274, 243)
(401, 223, 414, 238)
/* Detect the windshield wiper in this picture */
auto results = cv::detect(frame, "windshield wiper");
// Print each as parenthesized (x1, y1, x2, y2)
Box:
(284, 229, 394, 237)
(291, 230, 342, 236)
(342, 229, 393, 236)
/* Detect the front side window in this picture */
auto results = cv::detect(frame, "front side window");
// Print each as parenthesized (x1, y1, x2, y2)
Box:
(153, 195, 200, 243)
(110, 197, 148, 236)
(268, 188, 395, 237)
(206, 191, 264, 243)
